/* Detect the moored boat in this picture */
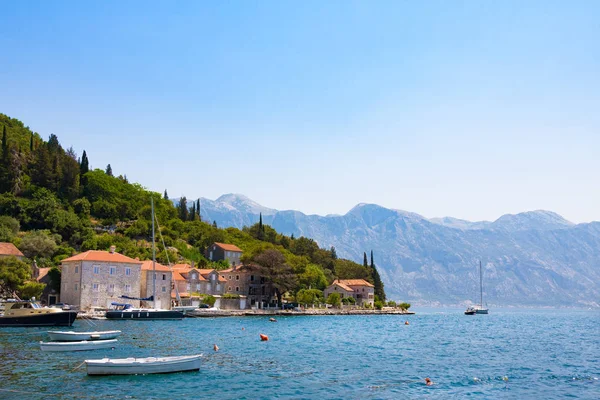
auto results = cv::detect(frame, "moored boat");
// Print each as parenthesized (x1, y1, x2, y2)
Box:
(47, 330, 121, 341)
(40, 339, 118, 352)
(85, 354, 202, 375)
(0, 299, 78, 327)
(105, 303, 184, 320)
(464, 261, 489, 315)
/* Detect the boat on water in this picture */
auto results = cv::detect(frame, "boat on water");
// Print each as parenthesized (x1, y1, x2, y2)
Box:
(465, 261, 489, 315)
(0, 299, 78, 327)
(40, 339, 118, 352)
(85, 354, 202, 375)
(47, 330, 121, 341)
(104, 198, 184, 321)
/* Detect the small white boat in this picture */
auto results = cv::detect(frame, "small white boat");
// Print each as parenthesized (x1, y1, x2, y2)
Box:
(47, 330, 121, 341)
(40, 339, 118, 352)
(85, 354, 202, 375)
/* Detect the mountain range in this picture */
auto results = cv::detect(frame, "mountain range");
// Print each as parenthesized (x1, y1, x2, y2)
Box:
(183, 194, 600, 308)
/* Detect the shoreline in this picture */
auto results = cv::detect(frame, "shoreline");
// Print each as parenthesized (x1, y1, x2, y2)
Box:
(183, 309, 416, 318)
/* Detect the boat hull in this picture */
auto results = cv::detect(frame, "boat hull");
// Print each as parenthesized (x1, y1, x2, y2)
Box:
(0, 311, 78, 327)
(475, 309, 489, 314)
(85, 354, 201, 375)
(40, 339, 118, 352)
(47, 330, 121, 341)
(105, 310, 184, 320)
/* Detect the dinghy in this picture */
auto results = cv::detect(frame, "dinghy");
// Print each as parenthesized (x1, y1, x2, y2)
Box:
(40, 339, 118, 352)
(47, 330, 121, 341)
(85, 354, 202, 375)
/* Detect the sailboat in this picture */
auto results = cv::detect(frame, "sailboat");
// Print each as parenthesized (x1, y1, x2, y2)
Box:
(464, 261, 489, 315)
(105, 198, 184, 320)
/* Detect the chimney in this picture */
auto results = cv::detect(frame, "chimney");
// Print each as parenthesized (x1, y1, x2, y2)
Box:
(191, 261, 195, 269)
(109, 245, 116, 254)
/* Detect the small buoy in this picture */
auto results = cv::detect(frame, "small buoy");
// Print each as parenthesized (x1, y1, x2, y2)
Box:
(213, 344, 219, 352)
(502, 376, 508, 382)
(425, 378, 433, 386)
(260, 334, 269, 341)
(269, 318, 277, 322)
(405, 321, 409, 325)
(242, 327, 245, 331)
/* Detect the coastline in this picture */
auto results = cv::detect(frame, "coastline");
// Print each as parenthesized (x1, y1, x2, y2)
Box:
(183, 309, 416, 318)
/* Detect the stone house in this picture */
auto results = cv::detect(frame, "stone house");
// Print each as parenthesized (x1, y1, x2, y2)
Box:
(220, 264, 275, 309)
(140, 260, 173, 310)
(0, 242, 24, 261)
(324, 279, 375, 307)
(171, 263, 226, 305)
(205, 242, 242, 266)
(60, 247, 142, 311)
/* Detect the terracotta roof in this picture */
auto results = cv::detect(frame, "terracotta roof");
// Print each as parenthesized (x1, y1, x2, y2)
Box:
(172, 264, 192, 271)
(61, 250, 141, 264)
(172, 291, 190, 298)
(0, 242, 24, 257)
(173, 272, 187, 281)
(331, 281, 354, 292)
(338, 279, 374, 288)
(36, 267, 51, 282)
(140, 260, 172, 272)
(213, 242, 242, 252)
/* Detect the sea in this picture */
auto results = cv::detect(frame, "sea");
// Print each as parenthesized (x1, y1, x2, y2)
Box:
(0, 309, 598, 399)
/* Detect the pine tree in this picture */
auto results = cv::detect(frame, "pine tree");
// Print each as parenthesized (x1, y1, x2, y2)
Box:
(31, 144, 53, 189)
(190, 202, 196, 221)
(163, 190, 168, 200)
(178, 196, 189, 221)
(290, 233, 295, 240)
(258, 212, 265, 240)
(79, 150, 89, 188)
(105, 164, 113, 176)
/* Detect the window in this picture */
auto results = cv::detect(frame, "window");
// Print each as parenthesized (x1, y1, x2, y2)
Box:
(250, 275, 254, 282)
(125, 284, 131, 293)
(211, 275, 215, 281)
(74, 266, 79, 273)
(93, 283, 99, 292)
(186, 284, 191, 291)
(192, 273, 196, 279)
(228, 275, 232, 280)
(235, 286, 239, 292)
(228, 286, 232, 292)
(216, 284, 221, 291)
(74, 283, 78, 291)
(126, 268, 131, 276)
(162, 286, 166, 292)
(236, 275, 239, 281)
(196, 284, 201, 290)
(162, 274, 166, 281)
(209, 251, 213, 260)
(93, 266, 99, 274)
(110, 267, 116, 275)
(108, 283, 115, 293)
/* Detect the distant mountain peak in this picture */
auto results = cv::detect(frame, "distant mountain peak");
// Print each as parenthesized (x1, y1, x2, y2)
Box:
(492, 210, 574, 231)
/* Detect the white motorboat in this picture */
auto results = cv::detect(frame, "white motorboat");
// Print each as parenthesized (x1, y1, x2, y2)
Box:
(40, 339, 118, 352)
(47, 330, 121, 342)
(85, 354, 202, 375)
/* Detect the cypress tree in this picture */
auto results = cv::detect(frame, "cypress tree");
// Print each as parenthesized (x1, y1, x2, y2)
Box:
(178, 196, 189, 221)
(363, 252, 368, 268)
(196, 199, 200, 221)
(370, 251, 386, 302)
(370, 250, 374, 268)
(212, 220, 217, 228)
(163, 190, 168, 200)
(330, 246, 337, 260)
(80, 150, 89, 175)
(0, 126, 8, 192)
(190, 202, 196, 221)
(30, 132, 34, 151)
(105, 164, 113, 176)
(290, 233, 295, 240)
(258, 213, 264, 240)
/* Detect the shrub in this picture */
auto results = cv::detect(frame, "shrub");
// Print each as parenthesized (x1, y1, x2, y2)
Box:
(374, 301, 384, 310)
(326, 292, 341, 307)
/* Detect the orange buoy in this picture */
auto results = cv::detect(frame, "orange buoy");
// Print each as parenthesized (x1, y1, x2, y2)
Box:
(260, 334, 269, 341)
(405, 321, 410, 325)
(213, 344, 219, 352)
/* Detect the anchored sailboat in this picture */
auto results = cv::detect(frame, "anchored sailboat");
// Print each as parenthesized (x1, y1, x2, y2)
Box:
(464, 261, 488, 315)
(105, 197, 183, 320)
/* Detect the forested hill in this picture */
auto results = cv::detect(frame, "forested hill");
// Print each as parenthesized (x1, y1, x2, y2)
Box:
(0, 114, 386, 304)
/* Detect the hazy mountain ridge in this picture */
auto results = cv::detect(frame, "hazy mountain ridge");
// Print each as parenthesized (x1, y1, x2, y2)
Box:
(179, 194, 600, 308)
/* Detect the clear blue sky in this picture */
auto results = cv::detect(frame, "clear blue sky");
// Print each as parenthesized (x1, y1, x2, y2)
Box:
(1, 1, 599, 223)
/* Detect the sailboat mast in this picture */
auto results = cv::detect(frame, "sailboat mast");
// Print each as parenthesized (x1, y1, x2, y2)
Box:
(479, 260, 483, 309)
(151, 197, 156, 310)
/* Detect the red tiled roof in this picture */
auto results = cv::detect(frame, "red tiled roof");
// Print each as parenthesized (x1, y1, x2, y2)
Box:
(140, 260, 172, 272)
(0, 242, 24, 257)
(172, 264, 192, 271)
(61, 250, 141, 264)
(338, 279, 374, 288)
(331, 281, 354, 292)
(213, 242, 242, 252)
(173, 272, 187, 281)
(36, 267, 51, 282)
(172, 291, 190, 298)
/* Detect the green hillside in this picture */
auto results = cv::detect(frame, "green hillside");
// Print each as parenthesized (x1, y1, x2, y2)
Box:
(0, 113, 386, 305)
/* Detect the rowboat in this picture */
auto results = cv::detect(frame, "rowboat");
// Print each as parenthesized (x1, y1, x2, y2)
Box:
(47, 330, 121, 341)
(40, 339, 118, 352)
(85, 354, 202, 375)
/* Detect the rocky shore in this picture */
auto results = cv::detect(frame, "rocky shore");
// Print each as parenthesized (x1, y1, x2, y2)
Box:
(184, 309, 416, 318)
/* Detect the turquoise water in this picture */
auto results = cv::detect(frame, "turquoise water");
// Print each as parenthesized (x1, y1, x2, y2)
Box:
(0, 309, 598, 399)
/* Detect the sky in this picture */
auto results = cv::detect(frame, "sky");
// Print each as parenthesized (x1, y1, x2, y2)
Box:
(1, 1, 599, 223)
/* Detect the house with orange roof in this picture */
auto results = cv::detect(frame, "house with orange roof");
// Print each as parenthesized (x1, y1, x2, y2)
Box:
(205, 242, 243, 266)
(324, 279, 375, 307)
(171, 263, 226, 306)
(220, 264, 275, 309)
(0, 242, 24, 260)
(60, 246, 142, 311)
(140, 260, 173, 310)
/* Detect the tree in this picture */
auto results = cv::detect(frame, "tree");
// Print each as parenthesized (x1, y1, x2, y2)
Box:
(363, 252, 368, 268)
(190, 202, 196, 221)
(48, 266, 61, 292)
(0, 256, 31, 296)
(19, 230, 58, 260)
(296, 288, 323, 306)
(80, 150, 89, 175)
(105, 164, 113, 176)
(370, 251, 386, 302)
(18, 281, 45, 300)
(0, 216, 20, 242)
(212, 220, 217, 228)
(258, 213, 264, 240)
(196, 199, 201, 221)
(163, 190, 168, 200)
(326, 292, 341, 308)
(254, 249, 297, 307)
(330, 246, 337, 260)
(30, 132, 34, 151)
(177, 196, 189, 221)
(298, 264, 328, 290)
(398, 302, 411, 311)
